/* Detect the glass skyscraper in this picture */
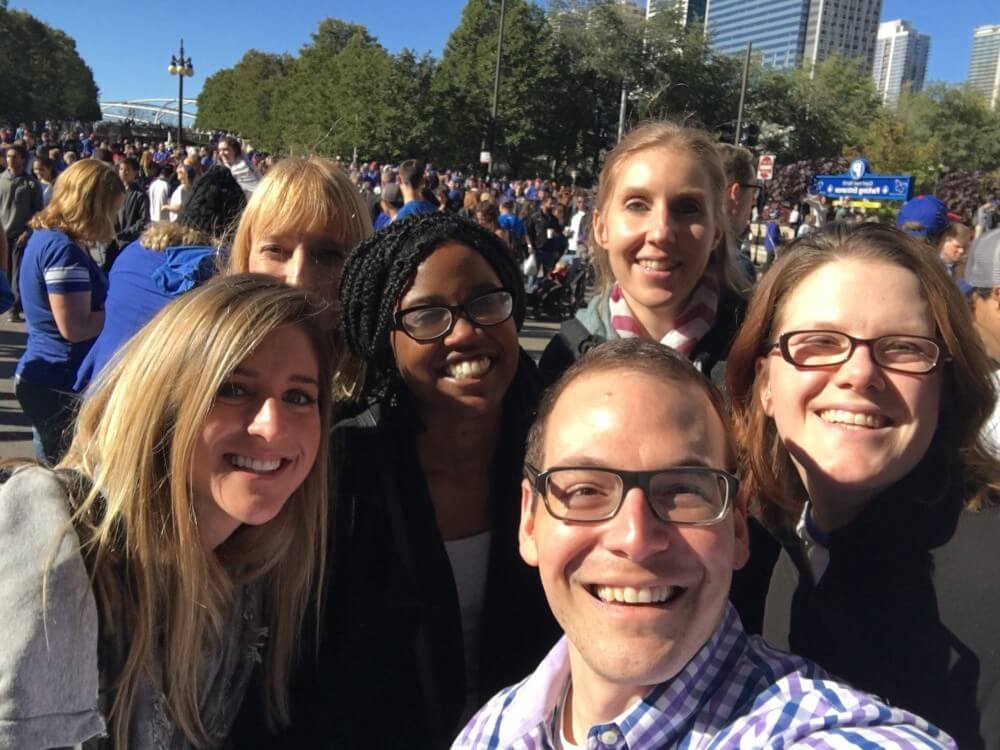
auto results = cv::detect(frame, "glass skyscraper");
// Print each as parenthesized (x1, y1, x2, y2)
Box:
(968, 25, 1000, 111)
(871, 19, 930, 106)
(704, 0, 882, 72)
(704, 0, 810, 69)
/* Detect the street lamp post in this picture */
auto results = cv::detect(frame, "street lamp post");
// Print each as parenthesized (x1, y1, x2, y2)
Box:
(167, 39, 194, 149)
(482, 0, 507, 177)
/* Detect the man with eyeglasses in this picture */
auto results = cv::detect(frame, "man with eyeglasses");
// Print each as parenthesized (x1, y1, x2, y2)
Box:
(454, 338, 954, 750)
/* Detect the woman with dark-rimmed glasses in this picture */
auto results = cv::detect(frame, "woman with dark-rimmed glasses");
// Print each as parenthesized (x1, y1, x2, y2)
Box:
(234, 214, 558, 749)
(726, 223, 1000, 749)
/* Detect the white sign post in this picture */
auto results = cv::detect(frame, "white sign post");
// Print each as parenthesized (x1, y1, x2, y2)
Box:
(756, 153, 776, 181)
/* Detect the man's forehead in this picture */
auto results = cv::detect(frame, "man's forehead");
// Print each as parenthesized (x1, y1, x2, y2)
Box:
(544, 370, 725, 464)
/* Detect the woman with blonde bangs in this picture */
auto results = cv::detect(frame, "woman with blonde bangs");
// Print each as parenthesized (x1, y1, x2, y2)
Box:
(726, 223, 1000, 747)
(17, 159, 123, 463)
(229, 156, 372, 332)
(538, 121, 749, 389)
(0, 274, 332, 750)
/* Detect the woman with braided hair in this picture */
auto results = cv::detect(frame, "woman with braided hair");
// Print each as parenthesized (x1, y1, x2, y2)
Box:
(233, 213, 559, 749)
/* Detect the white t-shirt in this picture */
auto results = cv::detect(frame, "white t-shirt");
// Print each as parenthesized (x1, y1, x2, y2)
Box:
(985, 371, 1000, 456)
(167, 185, 191, 222)
(148, 179, 170, 223)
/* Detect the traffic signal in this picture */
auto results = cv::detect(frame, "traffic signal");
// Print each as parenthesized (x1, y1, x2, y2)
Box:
(740, 122, 760, 150)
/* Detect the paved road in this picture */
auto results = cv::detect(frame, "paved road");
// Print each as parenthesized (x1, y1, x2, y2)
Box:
(0, 316, 563, 461)
(0, 321, 32, 459)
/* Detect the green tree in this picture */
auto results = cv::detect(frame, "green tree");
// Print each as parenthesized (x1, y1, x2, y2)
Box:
(430, 0, 564, 174)
(196, 50, 294, 151)
(0, 8, 100, 123)
(747, 55, 881, 164)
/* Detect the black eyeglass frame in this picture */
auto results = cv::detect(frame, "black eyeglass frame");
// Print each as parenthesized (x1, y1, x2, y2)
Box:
(738, 181, 764, 195)
(524, 463, 738, 526)
(393, 289, 514, 342)
(767, 330, 951, 374)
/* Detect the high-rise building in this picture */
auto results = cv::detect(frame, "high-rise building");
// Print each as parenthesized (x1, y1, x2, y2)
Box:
(871, 19, 930, 106)
(968, 25, 1000, 111)
(704, 0, 810, 70)
(646, 0, 708, 26)
(803, 0, 882, 73)
(704, 0, 882, 71)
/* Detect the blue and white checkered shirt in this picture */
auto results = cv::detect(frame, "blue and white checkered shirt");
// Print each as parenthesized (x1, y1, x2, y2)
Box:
(453, 605, 955, 750)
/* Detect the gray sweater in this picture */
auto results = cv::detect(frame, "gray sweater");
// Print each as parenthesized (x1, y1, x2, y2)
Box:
(0, 466, 265, 750)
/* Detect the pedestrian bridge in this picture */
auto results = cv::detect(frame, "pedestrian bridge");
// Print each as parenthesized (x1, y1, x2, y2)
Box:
(99, 98, 198, 126)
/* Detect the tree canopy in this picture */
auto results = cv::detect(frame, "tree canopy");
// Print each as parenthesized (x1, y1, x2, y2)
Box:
(195, 1, 1000, 187)
(0, 7, 101, 124)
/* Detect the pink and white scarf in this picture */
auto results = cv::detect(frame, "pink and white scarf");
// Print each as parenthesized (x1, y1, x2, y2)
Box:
(609, 277, 720, 358)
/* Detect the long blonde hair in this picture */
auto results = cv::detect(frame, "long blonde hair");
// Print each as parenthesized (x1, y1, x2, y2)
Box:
(60, 274, 332, 747)
(229, 156, 372, 275)
(591, 121, 747, 301)
(29, 159, 123, 243)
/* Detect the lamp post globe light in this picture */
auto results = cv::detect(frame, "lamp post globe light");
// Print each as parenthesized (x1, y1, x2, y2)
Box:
(167, 39, 194, 150)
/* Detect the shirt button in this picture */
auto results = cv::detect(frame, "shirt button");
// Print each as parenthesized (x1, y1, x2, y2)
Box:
(600, 728, 620, 745)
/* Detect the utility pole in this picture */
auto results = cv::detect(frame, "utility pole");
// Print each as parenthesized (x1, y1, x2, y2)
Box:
(734, 40, 752, 145)
(485, 0, 507, 176)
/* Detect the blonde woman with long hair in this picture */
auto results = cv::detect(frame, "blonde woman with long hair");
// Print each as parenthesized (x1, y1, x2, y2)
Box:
(17, 158, 123, 462)
(0, 273, 332, 749)
(229, 155, 372, 333)
(538, 121, 749, 391)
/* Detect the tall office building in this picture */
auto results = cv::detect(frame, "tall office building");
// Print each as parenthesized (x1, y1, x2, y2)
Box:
(645, 0, 708, 26)
(704, 0, 881, 71)
(704, 0, 810, 69)
(871, 19, 930, 106)
(968, 25, 1000, 111)
(803, 0, 882, 72)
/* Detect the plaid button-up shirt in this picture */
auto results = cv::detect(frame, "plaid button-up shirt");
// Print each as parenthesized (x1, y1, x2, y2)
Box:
(452, 605, 955, 750)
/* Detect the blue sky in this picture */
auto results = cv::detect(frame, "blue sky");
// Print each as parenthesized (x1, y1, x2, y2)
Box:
(18, 0, 998, 103)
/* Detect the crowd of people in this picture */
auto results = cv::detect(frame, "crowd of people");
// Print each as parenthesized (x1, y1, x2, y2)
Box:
(0, 117, 998, 750)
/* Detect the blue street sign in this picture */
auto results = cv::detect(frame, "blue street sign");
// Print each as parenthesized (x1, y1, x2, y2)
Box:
(811, 159, 913, 202)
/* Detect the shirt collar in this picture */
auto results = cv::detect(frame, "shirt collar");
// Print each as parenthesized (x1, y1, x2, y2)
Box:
(498, 605, 748, 749)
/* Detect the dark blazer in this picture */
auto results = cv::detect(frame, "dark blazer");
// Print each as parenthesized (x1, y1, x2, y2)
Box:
(736, 484, 1000, 750)
(228, 352, 560, 749)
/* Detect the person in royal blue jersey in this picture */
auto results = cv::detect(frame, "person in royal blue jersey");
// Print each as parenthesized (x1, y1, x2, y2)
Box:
(455, 338, 954, 750)
(727, 224, 1000, 749)
(394, 158, 439, 222)
(17, 159, 123, 462)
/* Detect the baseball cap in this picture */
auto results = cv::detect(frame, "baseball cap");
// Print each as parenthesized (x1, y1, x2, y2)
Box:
(963, 227, 1000, 290)
(896, 196, 961, 238)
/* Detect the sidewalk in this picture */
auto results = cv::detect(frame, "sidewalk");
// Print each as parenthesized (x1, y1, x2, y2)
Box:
(0, 320, 34, 459)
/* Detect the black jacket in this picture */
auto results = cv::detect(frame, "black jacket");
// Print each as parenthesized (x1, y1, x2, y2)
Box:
(229, 353, 559, 749)
(115, 182, 149, 246)
(736, 486, 1000, 749)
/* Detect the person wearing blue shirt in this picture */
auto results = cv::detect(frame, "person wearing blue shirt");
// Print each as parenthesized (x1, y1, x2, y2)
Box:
(15, 160, 122, 462)
(75, 165, 245, 393)
(394, 159, 438, 222)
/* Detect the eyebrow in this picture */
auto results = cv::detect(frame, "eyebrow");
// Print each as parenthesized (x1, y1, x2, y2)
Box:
(232, 366, 320, 387)
(546, 454, 716, 469)
(402, 284, 503, 308)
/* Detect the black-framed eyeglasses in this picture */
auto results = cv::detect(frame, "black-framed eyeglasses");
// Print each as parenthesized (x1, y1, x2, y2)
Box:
(524, 463, 737, 525)
(738, 182, 764, 196)
(768, 330, 950, 374)
(394, 289, 514, 342)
